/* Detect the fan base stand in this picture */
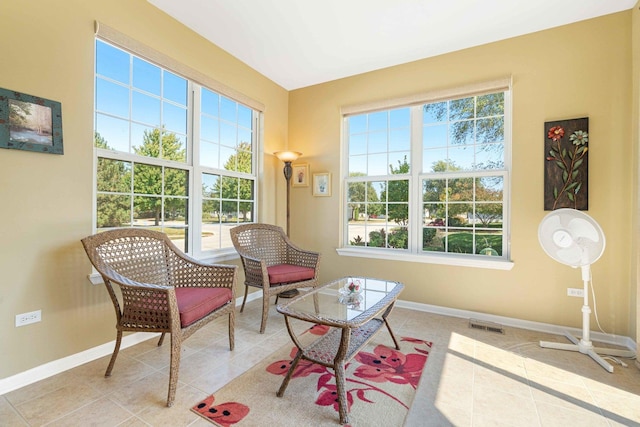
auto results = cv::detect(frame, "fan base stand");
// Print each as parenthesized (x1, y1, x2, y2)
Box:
(540, 332, 635, 373)
(539, 269, 635, 373)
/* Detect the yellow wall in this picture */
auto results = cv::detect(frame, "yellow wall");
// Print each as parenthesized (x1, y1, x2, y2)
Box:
(0, 0, 289, 378)
(0, 1, 636, 382)
(289, 12, 635, 336)
(633, 1, 640, 350)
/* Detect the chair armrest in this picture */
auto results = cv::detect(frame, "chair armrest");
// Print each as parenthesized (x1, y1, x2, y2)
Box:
(100, 264, 170, 291)
(100, 267, 179, 328)
(119, 282, 180, 330)
(239, 253, 269, 286)
(168, 248, 238, 291)
(286, 245, 321, 271)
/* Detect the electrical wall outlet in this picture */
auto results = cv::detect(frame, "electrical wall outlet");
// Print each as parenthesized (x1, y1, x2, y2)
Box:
(567, 288, 584, 298)
(15, 310, 41, 327)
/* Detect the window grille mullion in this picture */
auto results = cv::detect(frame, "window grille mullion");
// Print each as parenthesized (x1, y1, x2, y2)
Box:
(409, 105, 422, 253)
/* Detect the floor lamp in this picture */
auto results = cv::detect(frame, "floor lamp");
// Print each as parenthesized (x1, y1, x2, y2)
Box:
(274, 150, 302, 236)
(274, 150, 302, 298)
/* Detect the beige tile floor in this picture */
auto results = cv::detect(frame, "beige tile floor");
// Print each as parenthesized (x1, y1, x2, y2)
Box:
(1, 299, 639, 426)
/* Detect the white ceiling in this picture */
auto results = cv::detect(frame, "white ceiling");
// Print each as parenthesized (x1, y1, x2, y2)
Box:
(148, 0, 636, 91)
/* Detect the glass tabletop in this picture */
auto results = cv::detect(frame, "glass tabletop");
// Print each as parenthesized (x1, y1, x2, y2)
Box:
(276, 276, 403, 325)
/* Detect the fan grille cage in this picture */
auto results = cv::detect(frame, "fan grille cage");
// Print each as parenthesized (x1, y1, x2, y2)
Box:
(538, 208, 605, 267)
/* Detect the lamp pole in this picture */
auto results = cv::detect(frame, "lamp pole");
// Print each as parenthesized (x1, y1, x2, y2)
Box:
(274, 151, 303, 298)
(283, 160, 293, 236)
(274, 151, 302, 237)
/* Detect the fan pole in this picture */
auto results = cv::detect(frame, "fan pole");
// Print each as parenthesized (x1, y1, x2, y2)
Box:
(579, 265, 592, 349)
(539, 265, 635, 373)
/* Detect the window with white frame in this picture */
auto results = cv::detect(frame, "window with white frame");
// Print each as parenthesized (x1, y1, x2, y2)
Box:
(94, 38, 259, 256)
(343, 81, 510, 263)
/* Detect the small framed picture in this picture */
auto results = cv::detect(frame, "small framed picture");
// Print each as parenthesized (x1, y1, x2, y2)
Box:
(313, 172, 331, 197)
(0, 87, 63, 155)
(292, 163, 309, 187)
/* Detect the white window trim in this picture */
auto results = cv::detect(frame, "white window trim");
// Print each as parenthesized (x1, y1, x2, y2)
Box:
(94, 21, 264, 112)
(189, 84, 261, 258)
(93, 25, 263, 259)
(336, 246, 514, 270)
(341, 77, 511, 116)
(339, 78, 513, 270)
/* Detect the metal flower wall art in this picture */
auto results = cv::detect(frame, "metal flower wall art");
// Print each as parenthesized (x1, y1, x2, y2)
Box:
(544, 117, 589, 210)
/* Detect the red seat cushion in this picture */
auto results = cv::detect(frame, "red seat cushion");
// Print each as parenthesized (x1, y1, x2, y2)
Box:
(267, 264, 315, 284)
(175, 287, 232, 327)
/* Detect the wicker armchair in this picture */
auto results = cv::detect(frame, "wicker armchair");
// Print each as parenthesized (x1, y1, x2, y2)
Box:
(230, 223, 320, 333)
(81, 228, 236, 407)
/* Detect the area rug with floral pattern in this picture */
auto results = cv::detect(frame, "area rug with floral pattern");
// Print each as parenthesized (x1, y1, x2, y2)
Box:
(192, 325, 432, 426)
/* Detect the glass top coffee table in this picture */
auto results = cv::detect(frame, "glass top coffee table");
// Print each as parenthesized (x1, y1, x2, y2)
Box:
(275, 276, 404, 424)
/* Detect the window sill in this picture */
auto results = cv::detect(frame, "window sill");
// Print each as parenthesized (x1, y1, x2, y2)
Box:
(335, 247, 514, 271)
(198, 248, 240, 264)
(88, 273, 103, 285)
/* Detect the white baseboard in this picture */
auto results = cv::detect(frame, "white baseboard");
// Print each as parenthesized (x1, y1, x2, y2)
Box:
(0, 331, 158, 396)
(395, 299, 638, 351)
(0, 293, 260, 396)
(1, 291, 635, 396)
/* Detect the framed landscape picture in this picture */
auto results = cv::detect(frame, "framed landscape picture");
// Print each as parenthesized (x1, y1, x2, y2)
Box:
(0, 88, 63, 154)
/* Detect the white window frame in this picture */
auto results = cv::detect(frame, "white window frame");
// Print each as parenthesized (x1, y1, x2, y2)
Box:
(337, 79, 514, 270)
(190, 83, 261, 259)
(93, 23, 263, 262)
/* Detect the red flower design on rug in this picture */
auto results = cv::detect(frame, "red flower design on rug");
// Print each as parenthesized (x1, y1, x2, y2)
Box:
(282, 335, 430, 415)
(266, 345, 329, 378)
(308, 323, 330, 335)
(315, 380, 356, 412)
(353, 341, 428, 388)
(306, 336, 431, 414)
(192, 327, 432, 426)
(193, 395, 249, 426)
(402, 337, 433, 356)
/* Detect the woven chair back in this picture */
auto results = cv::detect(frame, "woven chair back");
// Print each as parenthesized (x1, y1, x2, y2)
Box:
(230, 223, 289, 266)
(83, 229, 175, 287)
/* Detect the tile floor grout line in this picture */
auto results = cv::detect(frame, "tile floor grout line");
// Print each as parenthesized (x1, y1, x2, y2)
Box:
(39, 392, 138, 427)
(523, 352, 545, 427)
(5, 397, 31, 427)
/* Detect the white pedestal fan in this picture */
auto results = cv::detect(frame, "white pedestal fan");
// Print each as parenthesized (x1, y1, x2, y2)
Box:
(538, 208, 635, 372)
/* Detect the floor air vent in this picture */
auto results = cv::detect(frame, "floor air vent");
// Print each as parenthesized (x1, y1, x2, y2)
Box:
(469, 319, 505, 334)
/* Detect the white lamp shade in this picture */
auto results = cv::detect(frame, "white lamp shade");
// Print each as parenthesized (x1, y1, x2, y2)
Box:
(274, 151, 302, 162)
